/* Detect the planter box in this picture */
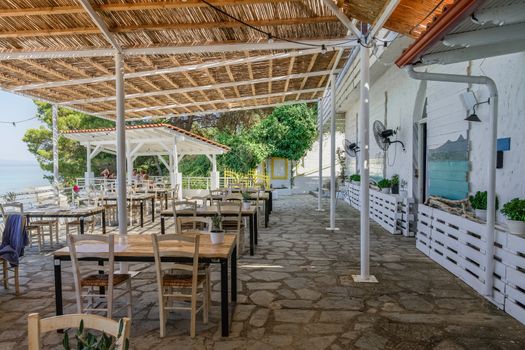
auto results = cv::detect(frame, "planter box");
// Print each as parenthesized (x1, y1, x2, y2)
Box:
(416, 205, 525, 325)
(341, 183, 415, 236)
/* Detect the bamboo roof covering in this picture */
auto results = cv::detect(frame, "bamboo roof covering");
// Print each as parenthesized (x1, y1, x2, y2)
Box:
(0, 0, 443, 120)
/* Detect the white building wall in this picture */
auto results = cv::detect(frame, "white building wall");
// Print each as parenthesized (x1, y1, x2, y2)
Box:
(344, 50, 525, 222)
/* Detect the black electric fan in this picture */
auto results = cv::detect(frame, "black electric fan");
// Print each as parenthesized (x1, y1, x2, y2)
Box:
(372, 120, 405, 152)
(343, 139, 360, 157)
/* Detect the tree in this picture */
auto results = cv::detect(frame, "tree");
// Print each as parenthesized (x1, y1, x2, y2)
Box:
(215, 131, 270, 174)
(23, 102, 114, 185)
(255, 103, 317, 161)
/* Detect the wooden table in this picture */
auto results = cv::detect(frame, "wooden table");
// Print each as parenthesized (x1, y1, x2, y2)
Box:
(25, 206, 106, 234)
(52, 234, 237, 337)
(135, 188, 169, 210)
(209, 192, 271, 228)
(160, 205, 259, 256)
(101, 193, 155, 227)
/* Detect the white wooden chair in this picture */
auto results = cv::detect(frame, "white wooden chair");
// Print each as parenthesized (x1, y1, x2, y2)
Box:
(218, 201, 244, 253)
(0, 213, 27, 295)
(65, 194, 99, 235)
(151, 233, 210, 338)
(27, 313, 130, 350)
(246, 188, 265, 226)
(0, 202, 41, 251)
(68, 234, 133, 319)
(188, 196, 209, 207)
(172, 200, 197, 233)
(176, 217, 212, 234)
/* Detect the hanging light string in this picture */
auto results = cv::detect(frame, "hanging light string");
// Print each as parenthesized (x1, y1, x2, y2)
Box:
(0, 113, 45, 127)
(200, 0, 358, 49)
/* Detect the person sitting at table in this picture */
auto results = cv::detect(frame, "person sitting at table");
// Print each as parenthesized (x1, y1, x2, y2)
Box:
(140, 170, 149, 181)
(100, 168, 111, 178)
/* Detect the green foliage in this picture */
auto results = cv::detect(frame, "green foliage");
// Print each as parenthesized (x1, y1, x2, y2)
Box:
(349, 174, 361, 182)
(469, 191, 499, 210)
(211, 214, 223, 232)
(23, 102, 114, 184)
(501, 198, 525, 221)
(391, 174, 399, 186)
(178, 155, 211, 177)
(215, 131, 270, 174)
(255, 104, 317, 161)
(377, 178, 392, 189)
(241, 192, 251, 201)
(62, 319, 128, 350)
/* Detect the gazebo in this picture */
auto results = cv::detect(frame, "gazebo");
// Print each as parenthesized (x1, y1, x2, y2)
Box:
(62, 123, 229, 196)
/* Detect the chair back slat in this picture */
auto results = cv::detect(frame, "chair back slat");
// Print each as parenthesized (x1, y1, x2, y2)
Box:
(177, 217, 211, 233)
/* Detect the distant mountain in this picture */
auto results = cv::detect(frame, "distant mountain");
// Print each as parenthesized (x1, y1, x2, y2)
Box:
(429, 135, 468, 161)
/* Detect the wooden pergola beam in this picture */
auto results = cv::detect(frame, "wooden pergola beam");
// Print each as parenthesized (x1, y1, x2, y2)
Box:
(0, 16, 339, 38)
(0, 0, 299, 17)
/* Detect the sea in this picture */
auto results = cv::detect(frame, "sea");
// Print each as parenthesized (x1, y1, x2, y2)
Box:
(0, 160, 49, 195)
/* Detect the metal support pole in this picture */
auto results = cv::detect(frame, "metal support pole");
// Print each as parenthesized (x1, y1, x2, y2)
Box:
(86, 142, 91, 188)
(172, 141, 180, 199)
(327, 75, 338, 231)
(52, 105, 59, 185)
(317, 100, 324, 212)
(115, 52, 127, 236)
(126, 150, 133, 185)
(353, 44, 377, 283)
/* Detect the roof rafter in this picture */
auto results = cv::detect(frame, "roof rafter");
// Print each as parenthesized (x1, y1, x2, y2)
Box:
(77, 0, 121, 52)
(368, 0, 401, 40)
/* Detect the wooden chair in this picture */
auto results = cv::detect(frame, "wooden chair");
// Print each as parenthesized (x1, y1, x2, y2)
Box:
(172, 200, 197, 233)
(68, 234, 132, 319)
(223, 194, 242, 203)
(1, 213, 27, 295)
(188, 196, 209, 207)
(246, 188, 265, 226)
(176, 217, 212, 234)
(218, 201, 244, 253)
(151, 233, 209, 338)
(65, 194, 99, 235)
(209, 189, 226, 203)
(28, 313, 130, 350)
(0, 203, 41, 251)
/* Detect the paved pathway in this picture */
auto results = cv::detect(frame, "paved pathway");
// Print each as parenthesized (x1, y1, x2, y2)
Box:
(1, 195, 525, 349)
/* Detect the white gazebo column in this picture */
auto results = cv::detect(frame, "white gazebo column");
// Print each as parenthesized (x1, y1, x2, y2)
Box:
(326, 75, 339, 231)
(115, 52, 127, 236)
(172, 142, 182, 199)
(211, 154, 219, 190)
(86, 142, 91, 188)
(317, 99, 324, 212)
(353, 42, 377, 283)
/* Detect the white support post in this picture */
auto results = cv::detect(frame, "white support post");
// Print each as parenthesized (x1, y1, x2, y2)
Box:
(327, 76, 339, 231)
(86, 142, 91, 188)
(317, 100, 324, 212)
(172, 142, 181, 199)
(115, 52, 127, 237)
(353, 43, 377, 283)
(52, 104, 59, 186)
(211, 154, 219, 190)
(126, 149, 133, 185)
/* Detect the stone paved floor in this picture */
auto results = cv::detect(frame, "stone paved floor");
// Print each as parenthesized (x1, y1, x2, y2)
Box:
(2, 195, 525, 349)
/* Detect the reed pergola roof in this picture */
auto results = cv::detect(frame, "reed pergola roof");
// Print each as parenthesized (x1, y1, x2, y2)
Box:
(0, 0, 444, 120)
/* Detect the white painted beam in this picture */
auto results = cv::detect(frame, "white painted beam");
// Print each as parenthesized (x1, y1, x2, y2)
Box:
(0, 38, 356, 60)
(13, 48, 324, 91)
(442, 23, 525, 48)
(368, 0, 401, 41)
(77, 0, 121, 52)
(321, 0, 362, 39)
(62, 70, 337, 106)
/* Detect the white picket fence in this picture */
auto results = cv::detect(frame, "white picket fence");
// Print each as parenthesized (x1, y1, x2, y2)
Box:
(416, 205, 525, 325)
(341, 183, 415, 236)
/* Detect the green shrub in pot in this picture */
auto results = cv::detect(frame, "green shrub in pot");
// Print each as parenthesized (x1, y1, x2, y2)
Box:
(391, 175, 400, 194)
(469, 191, 499, 220)
(377, 179, 392, 194)
(349, 174, 361, 183)
(501, 198, 525, 235)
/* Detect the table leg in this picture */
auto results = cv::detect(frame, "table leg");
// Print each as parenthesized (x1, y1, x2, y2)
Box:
(269, 191, 273, 213)
(220, 259, 229, 337)
(54, 259, 63, 316)
(254, 212, 258, 246)
(164, 193, 168, 210)
(265, 199, 269, 228)
(80, 217, 85, 235)
(161, 217, 165, 235)
(98, 260, 105, 295)
(140, 201, 144, 227)
(101, 210, 106, 234)
(249, 214, 255, 256)
(151, 198, 155, 222)
(231, 246, 237, 302)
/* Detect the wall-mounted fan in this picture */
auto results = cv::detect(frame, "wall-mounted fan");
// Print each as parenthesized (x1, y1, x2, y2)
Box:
(343, 139, 360, 157)
(372, 120, 405, 152)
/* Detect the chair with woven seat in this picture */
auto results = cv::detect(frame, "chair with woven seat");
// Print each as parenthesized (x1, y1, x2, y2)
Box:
(176, 217, 212, 234)
(151, 233, 210, 338)
(68, 234, 132, 319)
(218, 201, 244, 253)
(1, 213, 28, 295)
(1, 203, 42, 250)
(28, 313, 130, 350)
(65, 194, 99, 235)
(245, 188, 265, 226)
(172, 200, 197, 233)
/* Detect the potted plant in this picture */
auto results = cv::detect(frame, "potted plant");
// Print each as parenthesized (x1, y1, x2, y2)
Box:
(391, 175, 400, 194)
(350, 174, 361, 184)
(241, 192, 251, 210)
(210, 214, 225, 244)
(377, 178, 392, 194)
(501, 198, 525, 235)
(469, 191, 499, 220)
(63, 319, 129, 350)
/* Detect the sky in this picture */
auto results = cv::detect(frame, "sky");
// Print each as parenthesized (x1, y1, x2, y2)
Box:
(0, 91, 41, 163)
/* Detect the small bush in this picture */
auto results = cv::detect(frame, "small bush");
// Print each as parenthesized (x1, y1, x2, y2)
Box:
(501, 198, 525, 221)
